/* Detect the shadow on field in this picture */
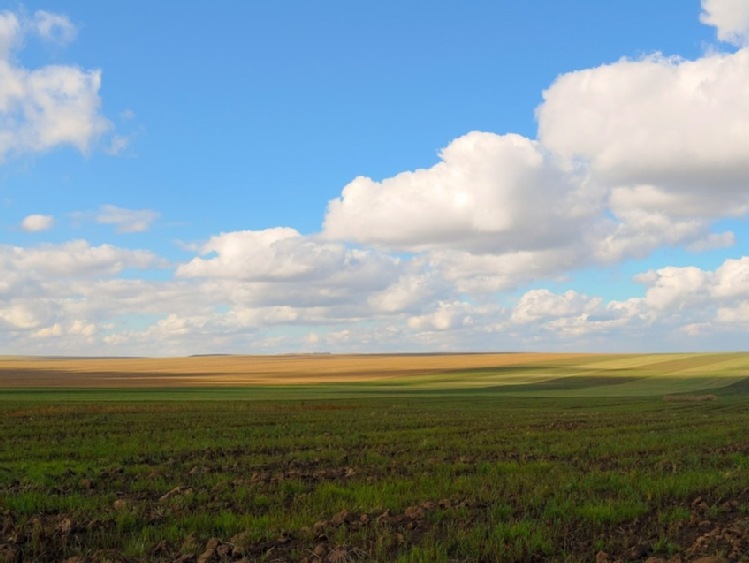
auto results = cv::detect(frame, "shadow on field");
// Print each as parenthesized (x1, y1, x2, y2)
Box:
(718, 375, 749, 394)
(485, 374, 647, 392)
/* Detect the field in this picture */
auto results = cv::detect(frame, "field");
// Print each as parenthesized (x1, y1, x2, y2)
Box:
(2, 352, 749, 562)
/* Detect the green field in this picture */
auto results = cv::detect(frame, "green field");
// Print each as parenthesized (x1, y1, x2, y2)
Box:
(2, 353, 749, 561)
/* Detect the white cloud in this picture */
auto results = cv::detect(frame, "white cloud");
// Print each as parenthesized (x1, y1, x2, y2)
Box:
(322, 56, 749, 291)
(0, 240, 161, 281)
(0, 9, 110, 160)
(177, 229, 401, 300)
(32, 10, 77, 45)
(367, 267, 445, 314)
(711, 256, 749, 299)
(105, 135, 130, 155)
(701, 0, 749, 46)
(407, 301, 477, 332)
(638, 266, 709, 310)
(538, 49, 749, 195)
(179, 228, 348, 281)
(431, 248, 587, 294)
(511, 289, 600, 324)
(322, 131, 615, 292)
(21, 214, 54, 232)
(0, 11, 20, 59)
(96, 205, 159, 233)
(324, 131, 594, 254)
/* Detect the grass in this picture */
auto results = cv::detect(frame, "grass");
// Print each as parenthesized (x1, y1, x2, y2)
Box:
(3, 393, 749, 560)
(3, 352, 749, 561)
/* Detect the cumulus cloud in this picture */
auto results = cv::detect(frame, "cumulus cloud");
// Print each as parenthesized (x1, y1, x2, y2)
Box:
(511, 290, 600, 324)
(96, 205, 159, 233)
(0, 9, 110, 160)
(367, 266, 446, 314)
(179, 228, 351, 281)
(0, 240, 161, 281)
(635, 266, 709, 310)
(21, 214, 54, 232)
(430, 248, 588, 294)
(322, 131, 615, 292)
(177, 228, 403, 313)
(711, 257, 749, 299)
(538, 49, 749, 193)
(0, 240, 164, 346)
(319, 4, 749, 299)
(407, 301, 477, 331)
(701, 0, 749, 45)
(506, 257, 749, 346)
(324, 132, 592, 254)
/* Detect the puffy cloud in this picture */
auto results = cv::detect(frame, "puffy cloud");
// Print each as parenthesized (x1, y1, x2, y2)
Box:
(711, 257, 749, 299)
(323, 46, 749, 291)
(537, 45, 749, 269)
(0, 240, 161, 281)
(324, 132, 593, 254)
(0, 9, 109, 160)
(511, 289, 600, 324)
(431, 248, 589, 294)
(538, 49, 749, 194)
(636, 266, 709, 310)
(177, 229, 401, 304)
(367, 268, 446, 314)
(322, 131, 616, 293)
(21, 214, 54, 232)
(407, 301, 477, 331)
(506, 257, 749, 345)
(701, 0, 749, 45)
(96, 205, 159, 233)
(179, 228, 350, 281)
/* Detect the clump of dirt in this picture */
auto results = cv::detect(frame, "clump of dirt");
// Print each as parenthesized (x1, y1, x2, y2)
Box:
(594, 490, 749, 562)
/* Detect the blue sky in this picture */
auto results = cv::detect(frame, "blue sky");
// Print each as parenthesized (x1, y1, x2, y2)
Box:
(2, 0, 749, 355)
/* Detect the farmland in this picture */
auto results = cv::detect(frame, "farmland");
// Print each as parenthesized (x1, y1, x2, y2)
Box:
(2, 352, 749, 561)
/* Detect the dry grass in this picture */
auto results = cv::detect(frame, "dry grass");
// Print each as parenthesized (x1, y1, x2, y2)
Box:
(0, 352, 597, 388)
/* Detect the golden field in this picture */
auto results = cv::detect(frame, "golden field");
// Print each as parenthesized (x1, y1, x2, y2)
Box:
(0, 352, 594, 388)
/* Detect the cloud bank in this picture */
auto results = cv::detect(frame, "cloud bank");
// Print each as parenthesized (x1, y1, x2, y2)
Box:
(4, 0, 749, 355)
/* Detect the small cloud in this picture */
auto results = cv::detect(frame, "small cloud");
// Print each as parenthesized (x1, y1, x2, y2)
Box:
(105, 134, 131, 155)
(97, 204, 159, 233)
(32, 10, 77, 45)
(120, 108, 135, 121)
(21, 214, 54, 232)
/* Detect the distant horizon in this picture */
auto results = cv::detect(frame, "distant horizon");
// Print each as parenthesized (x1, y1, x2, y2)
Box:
(3, 1, 749, 356)
(3, 350, 748, 361)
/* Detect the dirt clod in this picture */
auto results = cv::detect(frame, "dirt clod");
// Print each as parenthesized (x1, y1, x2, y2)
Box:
(595, 550, 611, 563)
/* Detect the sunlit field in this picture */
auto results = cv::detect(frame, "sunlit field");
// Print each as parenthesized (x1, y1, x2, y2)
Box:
(2, 353, 749, 561)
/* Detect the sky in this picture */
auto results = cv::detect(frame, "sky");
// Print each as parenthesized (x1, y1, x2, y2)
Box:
(2, 0, 749, 356)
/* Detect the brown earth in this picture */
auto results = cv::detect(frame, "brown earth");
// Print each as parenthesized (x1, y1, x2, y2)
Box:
(3, 482, 748, 562)
(0, 352, 596, 388)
